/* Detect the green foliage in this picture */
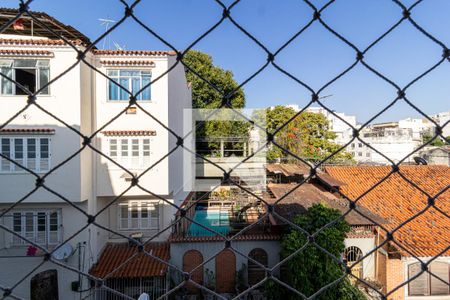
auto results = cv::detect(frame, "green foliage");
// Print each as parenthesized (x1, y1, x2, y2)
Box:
(184, 51, 249, 153)
(272, 204, 366, 300)
(183, 50, 245, 109)
(422, 132, 448, 146)
(257, 106, 353, 163)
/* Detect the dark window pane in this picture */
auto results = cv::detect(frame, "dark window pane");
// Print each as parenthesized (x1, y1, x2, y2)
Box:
(15, 68, 36, 95)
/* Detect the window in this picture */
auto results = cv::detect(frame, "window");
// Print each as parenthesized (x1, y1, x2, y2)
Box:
(358, 143, 363, 148)
(344, 246, 363, 263)
(344, 246, 363, 279)
(0, 137, 50, 173)
(108, 137, 150, 169)
(118, 201, 159, 230)
(107, 70, 151, 101)
(366, 152, 370, 157)
(358, 152, 363, 157)
(0, 59, 50, 95)
(8, 210, 61, 246)
(408, 262, 450, 296)
(248, 248, 268, 286)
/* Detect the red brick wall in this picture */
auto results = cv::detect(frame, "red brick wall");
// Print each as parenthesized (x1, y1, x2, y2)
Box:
(377, 251, 388, 293)
(386, 257, 405, 300)
(215, 249, 236, 293)
(183, 250, 203, 293)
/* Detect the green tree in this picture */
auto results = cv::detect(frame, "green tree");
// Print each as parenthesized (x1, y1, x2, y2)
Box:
(184, 51, 249, 155)
(422, 132, 447, 146)
(271, 204, 366, 300)
(183, 50, 245, 109)
(256, 106, 353, 162)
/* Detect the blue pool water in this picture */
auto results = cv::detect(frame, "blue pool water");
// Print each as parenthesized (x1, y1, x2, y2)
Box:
(187, 210, 230, 237)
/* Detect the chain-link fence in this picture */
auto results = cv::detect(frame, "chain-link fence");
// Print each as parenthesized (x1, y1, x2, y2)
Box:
(0, 0, 449, 299)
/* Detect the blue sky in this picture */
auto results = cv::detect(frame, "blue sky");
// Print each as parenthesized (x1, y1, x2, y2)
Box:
(4, 0, 450, 123)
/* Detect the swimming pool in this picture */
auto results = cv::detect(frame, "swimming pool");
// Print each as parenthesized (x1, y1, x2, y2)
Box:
(187, 210, 230, 237)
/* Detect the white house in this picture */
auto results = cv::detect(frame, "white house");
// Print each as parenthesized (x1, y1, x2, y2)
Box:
(0, 8, 191, 299)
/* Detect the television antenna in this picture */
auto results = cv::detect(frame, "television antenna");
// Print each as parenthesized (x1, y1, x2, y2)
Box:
(99, 18, 125, 50)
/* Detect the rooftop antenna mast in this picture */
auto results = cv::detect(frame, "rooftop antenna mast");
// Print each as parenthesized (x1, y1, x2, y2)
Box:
(98, 18, 116, 49)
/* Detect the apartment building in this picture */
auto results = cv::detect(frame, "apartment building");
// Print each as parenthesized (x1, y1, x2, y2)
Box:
(0, 8, 191, 299)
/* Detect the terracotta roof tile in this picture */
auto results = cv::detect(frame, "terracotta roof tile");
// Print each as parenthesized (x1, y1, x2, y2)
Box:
(169, 233, 281, 243)
(102, 130, 156, 136)
(266, 163, 311, 177)
(93, 49, 176, 57)
(0, 49, 53, 57)
(0, 38, 84, 46)
(90, 242, 170, 279)
(100, 60, 155, 67)
(325, 165, 450, 257)
(0, 128, 55, 134)
(266, 183, 384, 226)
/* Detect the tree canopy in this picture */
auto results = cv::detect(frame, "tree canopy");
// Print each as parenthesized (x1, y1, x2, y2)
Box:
(268, 204, 366, 300)
(183, 50, 245, 109)
(255, 105, 353, 162)
(184, 50, 249, 155)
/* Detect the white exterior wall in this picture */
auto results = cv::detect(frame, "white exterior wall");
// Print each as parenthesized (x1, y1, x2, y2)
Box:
(94, 57, 170, 197)
(0, 202, 92, 300)
(344, 237, 376, 279)
(0, 33, 192, 297)
(305, 106, 357, 145)
(167, 56, 192, 207)
(432, 111, 450, 138)
(352, 128, 420, 164)
(398, 118, 434, 141)
(0, 38, 87, 203)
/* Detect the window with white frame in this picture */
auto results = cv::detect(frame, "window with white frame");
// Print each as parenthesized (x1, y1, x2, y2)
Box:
(107, 70, 151, 101)
(0, 137, 50, 173)
(0, 59, 50, 95)
(118, 201, 159, 230)
(408, 261, 450, 296)
(108, 137, 150, 169)
(7, 210, 61, 246)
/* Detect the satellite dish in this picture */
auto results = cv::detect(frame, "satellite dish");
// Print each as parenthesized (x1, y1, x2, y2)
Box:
(138, 293, 149, 300)
(52, 243, 74, 261)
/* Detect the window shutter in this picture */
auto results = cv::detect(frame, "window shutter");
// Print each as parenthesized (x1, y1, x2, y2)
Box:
(408, 263, 429, 296)
(430, 262, 449, 295)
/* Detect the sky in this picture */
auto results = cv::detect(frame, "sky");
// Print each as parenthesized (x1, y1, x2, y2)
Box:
(3, 0, 450, 123)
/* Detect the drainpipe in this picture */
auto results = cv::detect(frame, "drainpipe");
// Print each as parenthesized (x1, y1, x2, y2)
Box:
(375, 227, 380, 280)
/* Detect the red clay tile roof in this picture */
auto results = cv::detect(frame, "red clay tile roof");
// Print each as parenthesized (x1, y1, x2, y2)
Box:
(0, 49, 54, 57)
(93, 49, 176, 57)
(0, 38, 85, 46)
(102, 130, 156, 136)
(169, 233, 281, 243)
(100, 60, 155, 67)
(90, 242, 170, 279)
(325, 166, 450, 257)
(266, 163, 311, 177)
(267, 183, 384, 226)
(0, 128, 55, 134)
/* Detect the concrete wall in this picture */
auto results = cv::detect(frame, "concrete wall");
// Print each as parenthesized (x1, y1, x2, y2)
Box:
(167, 56, 192, 208)
(170, 240, 281, 284)
(345, 236, 376, 279)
